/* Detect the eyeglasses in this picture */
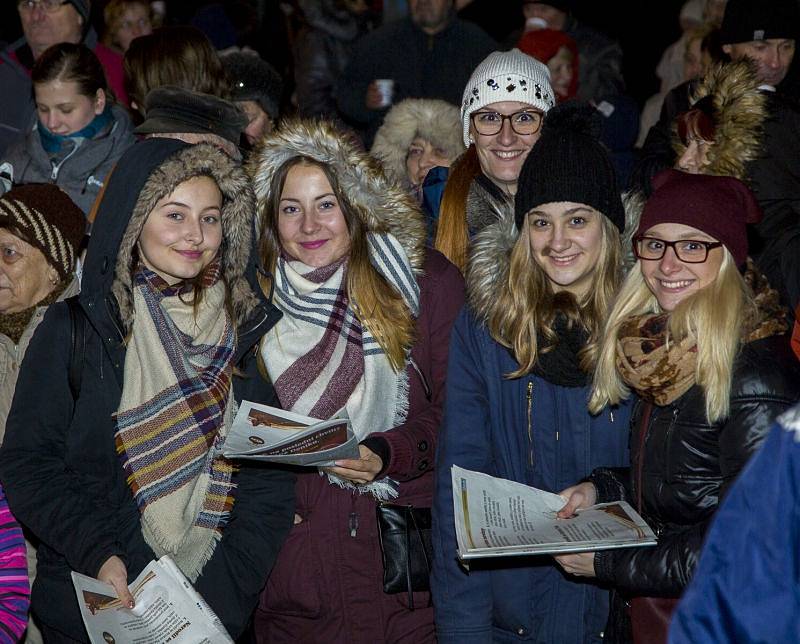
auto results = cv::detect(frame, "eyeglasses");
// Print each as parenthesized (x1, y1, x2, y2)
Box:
(633, 236, 723, 263)
(470, 110, 544, 136)
(18, 0, 69, 13)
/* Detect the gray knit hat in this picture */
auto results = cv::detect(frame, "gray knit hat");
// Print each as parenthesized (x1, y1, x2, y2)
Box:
(461, 48, 555, 147)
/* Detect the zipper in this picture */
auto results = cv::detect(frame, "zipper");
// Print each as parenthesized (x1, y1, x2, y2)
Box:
(526, 381, 533, 466)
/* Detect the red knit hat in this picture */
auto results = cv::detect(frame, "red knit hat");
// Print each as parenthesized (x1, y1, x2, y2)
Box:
(637, 170, 762, 266)
(517, 29, 579, 101)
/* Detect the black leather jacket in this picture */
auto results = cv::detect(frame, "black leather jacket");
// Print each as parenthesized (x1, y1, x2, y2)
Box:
(591, 334, 800, 597)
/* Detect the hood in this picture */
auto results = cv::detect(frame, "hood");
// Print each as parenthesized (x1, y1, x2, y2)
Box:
(673, 59, 767, 181)
(465, 205, 518, 324)
(370, 98, 464, 189)
(250, 118, 427, 273)
(82, 139, 260, 333)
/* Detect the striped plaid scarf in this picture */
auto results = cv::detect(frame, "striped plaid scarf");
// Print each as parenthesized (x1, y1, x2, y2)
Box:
(114, 260, 236, 581)
(261, 232, 420, 498)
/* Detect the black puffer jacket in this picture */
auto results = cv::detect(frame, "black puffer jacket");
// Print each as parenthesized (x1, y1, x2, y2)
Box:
(590, 333, 800, 598)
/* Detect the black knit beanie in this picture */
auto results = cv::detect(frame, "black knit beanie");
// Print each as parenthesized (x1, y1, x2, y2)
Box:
(720, 0, 800, 45)
(514, 101, 625, 232)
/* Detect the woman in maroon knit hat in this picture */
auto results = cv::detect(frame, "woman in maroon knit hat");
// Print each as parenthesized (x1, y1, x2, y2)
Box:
(553, 169, 800, 643)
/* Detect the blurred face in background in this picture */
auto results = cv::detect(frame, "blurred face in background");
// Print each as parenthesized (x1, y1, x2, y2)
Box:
(409, 0, 453, 35)
(112, 2, 152, 52)
(547, 46, 574, 99)
(35, 79, 106, 135)
(19, 0, 84, 59)
(723, 38, 796, 87)
(683, 35, 704, 81)
(238, 100, 272, 147)
(405, 137, 452, 189)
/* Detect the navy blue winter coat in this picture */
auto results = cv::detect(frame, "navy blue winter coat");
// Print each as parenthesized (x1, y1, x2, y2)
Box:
(431, 308, 633, 643)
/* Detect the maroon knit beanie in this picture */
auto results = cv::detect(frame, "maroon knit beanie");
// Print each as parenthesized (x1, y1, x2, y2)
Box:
(637, 170, 762, 266)
(0, 184, 86, 280)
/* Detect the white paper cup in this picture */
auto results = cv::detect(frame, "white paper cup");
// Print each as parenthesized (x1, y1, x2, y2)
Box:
(375, 79, 395, 108)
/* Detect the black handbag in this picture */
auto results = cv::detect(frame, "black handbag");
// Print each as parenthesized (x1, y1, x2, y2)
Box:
(376, 503, 433, 609)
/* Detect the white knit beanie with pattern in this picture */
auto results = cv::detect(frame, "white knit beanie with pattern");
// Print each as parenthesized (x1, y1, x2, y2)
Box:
(461, 49, 555, 147)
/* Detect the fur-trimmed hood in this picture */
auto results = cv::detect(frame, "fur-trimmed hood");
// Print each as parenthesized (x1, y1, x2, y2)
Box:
(250, 118, 427, 273)
(82, 139, 261, 333)
(370, 99, 464, 189)
(465, 206, 518, 324)
(673, 59, 767, 180)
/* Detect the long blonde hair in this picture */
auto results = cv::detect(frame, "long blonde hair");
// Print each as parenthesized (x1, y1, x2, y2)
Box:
(487, 215, 622, 378)
(590, 250, 755, 422)
(258, 157, 414, 371)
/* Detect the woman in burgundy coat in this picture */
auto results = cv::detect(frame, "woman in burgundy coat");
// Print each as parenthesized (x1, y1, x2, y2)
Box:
(250, 118, 465, 643)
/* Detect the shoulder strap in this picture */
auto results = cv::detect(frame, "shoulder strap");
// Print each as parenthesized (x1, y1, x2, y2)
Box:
(66, 296, 86, 402)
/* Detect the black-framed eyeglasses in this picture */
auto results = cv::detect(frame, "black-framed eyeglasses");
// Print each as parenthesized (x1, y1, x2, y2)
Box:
(18, 0, 68, 13)
(633, 236, 723, 263)
(470, 110, 544, 136)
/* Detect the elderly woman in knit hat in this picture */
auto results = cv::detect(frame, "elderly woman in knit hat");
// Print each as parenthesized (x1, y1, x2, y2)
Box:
(0, 183, 84, 644)
(434, 48, 555, 272)
(556, 170, 800, 643)
(432, 102, 633, 643)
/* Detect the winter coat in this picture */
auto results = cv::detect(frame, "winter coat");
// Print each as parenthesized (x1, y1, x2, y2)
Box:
(588, 334, 800, 629)
(431, 212, 633, 644)
(564, 15, 624, 103)
(0, 139, 296, 641)
(336, 17, 496, 144)
(0, 28, 127, 156)
(293, 0, 368, 119)
(669, 403, 800, 643)
(249, 119, 465, 643)
(0, 277, 79, 440)
(467, 172, 512, 239)
(3, 105, 135, 214)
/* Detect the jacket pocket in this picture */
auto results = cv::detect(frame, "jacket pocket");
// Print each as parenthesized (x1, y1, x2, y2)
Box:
(259, 517, 323, 618)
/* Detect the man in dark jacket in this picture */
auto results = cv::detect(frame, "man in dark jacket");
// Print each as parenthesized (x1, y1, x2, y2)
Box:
(0, 0, 127, 156)
(336, 0, 495, 145)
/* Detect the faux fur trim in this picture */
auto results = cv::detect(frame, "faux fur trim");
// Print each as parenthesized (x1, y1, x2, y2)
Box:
(466, 205, 519, 324)
(370, 99, 464, 189)
(249, 118, 427, 273)
(621, 189, 647, 270)
(673, 59, 767, 181)
(112, 143, 259, 332)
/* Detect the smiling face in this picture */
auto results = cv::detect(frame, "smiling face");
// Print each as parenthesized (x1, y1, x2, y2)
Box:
(0, 227, 59, 314)
(470, 100, 543, 196)
(35, 79, 105, 135)
(405, 136, 452, 188)
(547, 46, 574, 99)
(526, 201, 604, 298)
(639, 222, 724, 311)
(277, 163, 351, 268)
(137, 176, 223, 285)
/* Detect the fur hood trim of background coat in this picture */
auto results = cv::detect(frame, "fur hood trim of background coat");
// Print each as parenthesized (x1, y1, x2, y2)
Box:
(250, 118, 427, 273)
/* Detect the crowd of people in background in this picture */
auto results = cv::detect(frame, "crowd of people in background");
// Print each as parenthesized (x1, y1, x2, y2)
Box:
(0, 0, 799, 642)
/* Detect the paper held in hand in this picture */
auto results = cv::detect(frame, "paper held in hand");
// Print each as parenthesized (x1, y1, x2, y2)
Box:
(451, 466, 657, 560)
(71, 556, 232, 644)
(222, 401, 360, 466)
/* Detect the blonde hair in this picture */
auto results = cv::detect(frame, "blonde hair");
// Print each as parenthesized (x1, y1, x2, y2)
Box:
(589, 250, 755, 422)
(487, 215, 622, 378)
(258, 157, 413, 371)
(434, 145, 481, 272)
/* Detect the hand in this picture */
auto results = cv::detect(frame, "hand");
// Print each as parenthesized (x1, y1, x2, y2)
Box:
(98, 555, 134, 609)
(554, 551, 597, 578)
(556, 482, 597, 519)
(365, 81, 385, 110)
(326, 445, 384, 484)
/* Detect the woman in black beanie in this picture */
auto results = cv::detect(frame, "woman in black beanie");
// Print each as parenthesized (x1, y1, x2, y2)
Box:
(431, 102, 633, 643)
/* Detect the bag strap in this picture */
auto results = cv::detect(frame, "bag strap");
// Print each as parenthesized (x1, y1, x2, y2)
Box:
(66, 296, 86, 403)
(636, 402, 654, 514)
(404, 507, 414, 610)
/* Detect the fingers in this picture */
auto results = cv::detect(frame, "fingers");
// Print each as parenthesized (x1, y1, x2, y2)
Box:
(98, 556, 134, 609)
(112, 577, 135, 609)
(557, 494, 584, 519)
(327, 464, 374, 484)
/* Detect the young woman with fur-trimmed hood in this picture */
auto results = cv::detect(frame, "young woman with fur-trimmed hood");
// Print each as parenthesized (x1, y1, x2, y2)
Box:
(431, 103, 633, 644)
(249, 118, 464, 643)
(0, 139, 296, 640)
